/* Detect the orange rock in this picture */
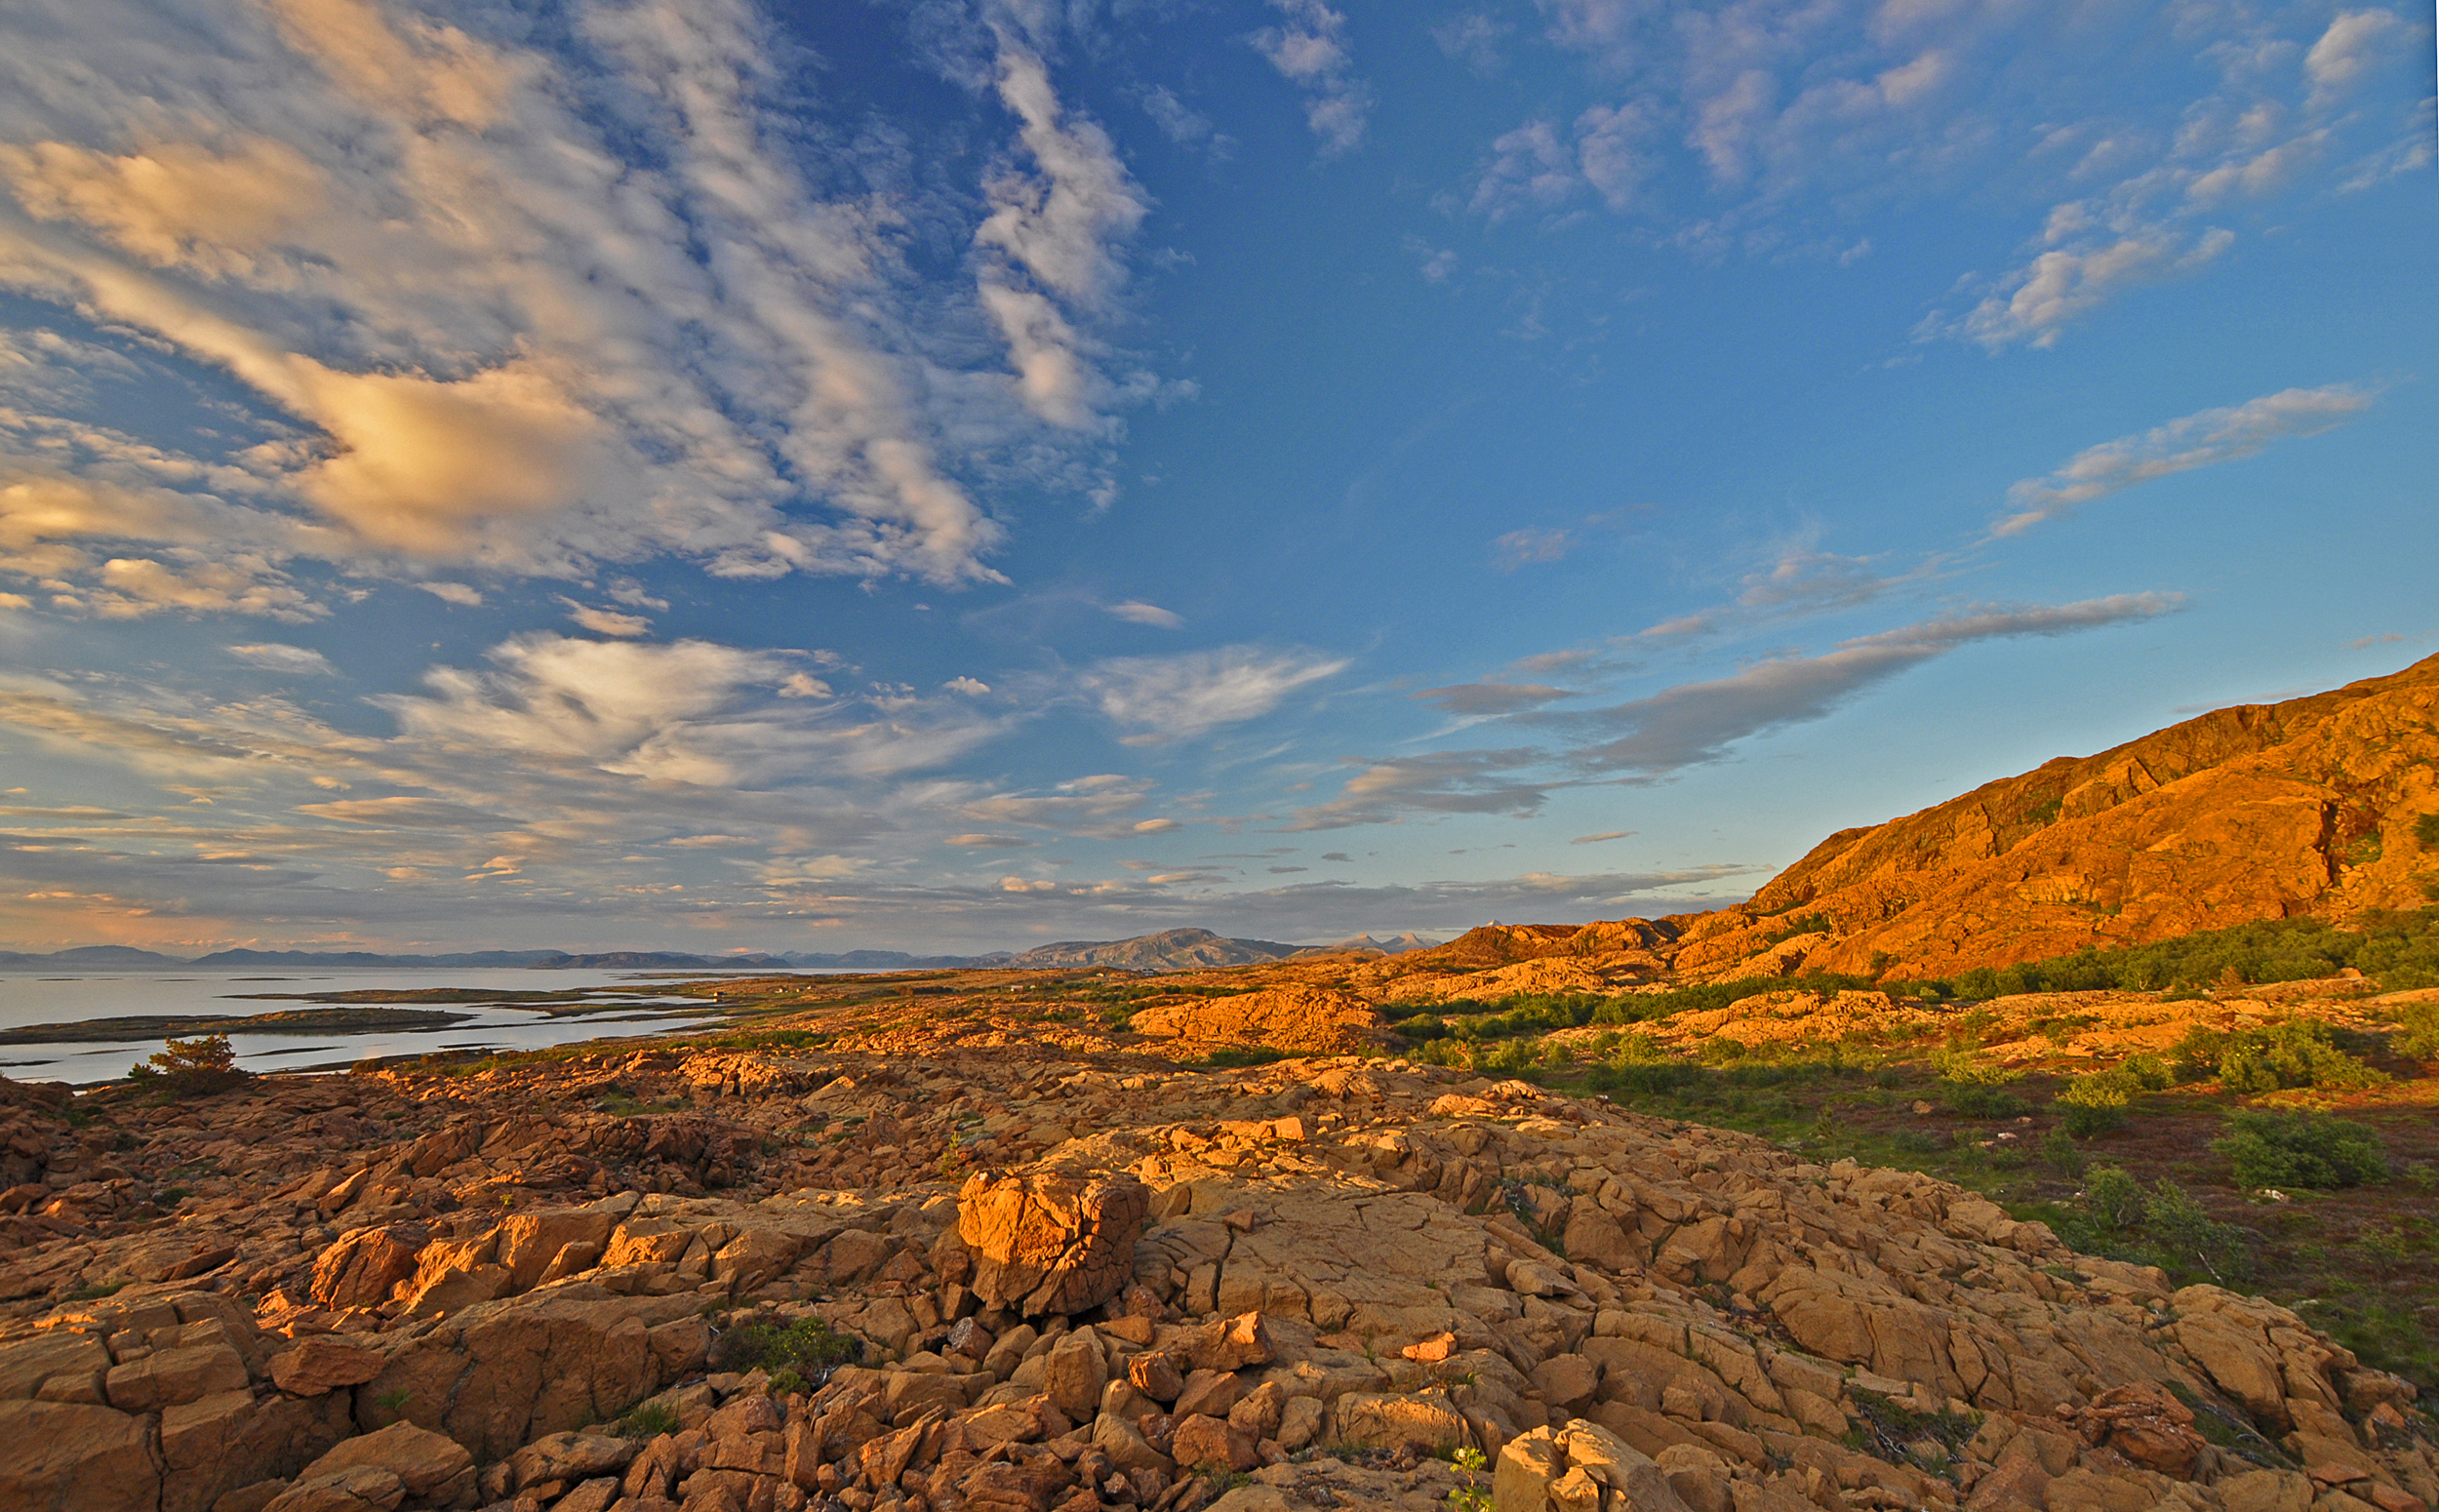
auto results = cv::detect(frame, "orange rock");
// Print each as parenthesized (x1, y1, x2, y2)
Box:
(1675, 653, 2439, 979)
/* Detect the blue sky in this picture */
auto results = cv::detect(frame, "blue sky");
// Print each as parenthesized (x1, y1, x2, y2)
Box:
(0, 0, 2430, 953)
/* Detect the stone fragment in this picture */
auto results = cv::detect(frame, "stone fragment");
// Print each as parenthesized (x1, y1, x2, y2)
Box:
(2056, 1380, 2207, 1480)
(288, 1419, 476, 1505)
(309, 1225, 426, 1311)
(958, 1172, 1151, 1317)
(106, 1340, 250, 1413)
(1171, 1412, 1259, 1473)
(507, 1430, 638, 1490)
(1174, 1368, 1243, 1420)
(1042, 1330, 1108, 1417)
(1177, 1312, 1275, 1373)
(1128, 1350, 1184, 1403)
(270, 1337, 387, 1397)
(1333, 1389, 1469, 1453)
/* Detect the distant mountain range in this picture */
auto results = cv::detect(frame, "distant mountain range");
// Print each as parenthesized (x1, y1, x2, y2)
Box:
(0, 946, 792, 972)
(0, 927, 1441, 974)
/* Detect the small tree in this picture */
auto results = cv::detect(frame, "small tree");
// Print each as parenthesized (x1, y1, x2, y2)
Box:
(129, 1033, 248, 1097)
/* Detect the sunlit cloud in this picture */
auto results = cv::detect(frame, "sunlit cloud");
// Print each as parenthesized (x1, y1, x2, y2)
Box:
(1996, 385, 2374, 537)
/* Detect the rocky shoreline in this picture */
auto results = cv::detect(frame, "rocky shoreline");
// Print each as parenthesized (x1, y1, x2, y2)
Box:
(2, 1030, 2433, 1512)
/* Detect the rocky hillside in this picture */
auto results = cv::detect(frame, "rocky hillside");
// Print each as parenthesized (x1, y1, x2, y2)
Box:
(2, 975, 2434, 1512)
(1671, 654, 2439, 982)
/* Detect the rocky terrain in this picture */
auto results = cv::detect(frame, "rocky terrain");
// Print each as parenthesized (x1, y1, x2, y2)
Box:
(2, 663, 2435, 1512)
(2, 975, 2434, 1512)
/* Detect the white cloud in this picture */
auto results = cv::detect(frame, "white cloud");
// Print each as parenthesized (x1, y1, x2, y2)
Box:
(1491, 525, 1576, 570)
(1997, 385, 2374, 536)
(1106, 599, 1183, 628)
(1471, 121, 1579, 220)
(943, 676, 991, 695)
(417, 581, 483, 607)
(0, 0, 1179, 604)
(1253, 0, 1374, 157)
(567, 603, 652, 638)
(1077, 646, 1348, 739)
(1959, 227, 2234, 348)
(228, 642, 337, 676)
(2305, 11, 2406, 106)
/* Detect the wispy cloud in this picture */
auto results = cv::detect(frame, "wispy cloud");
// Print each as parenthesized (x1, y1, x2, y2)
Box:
(1556, 595, 2182, 775)
(0, 0, 1167, 614)
(1997, 386, 2374, 536)
(1414, 682, 1577, 717)
(1253, 0, 1373, 157)
(1297, 594, 2179, 828)
(1106, 600, 1184, 628)
(228, 643, 337, 676)
(1077, 646, 1347, 741)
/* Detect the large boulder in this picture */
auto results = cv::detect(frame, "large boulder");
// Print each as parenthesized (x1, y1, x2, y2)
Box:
(272, 1419, 476, 1510)
(351, 1286, 693, 1462)
(310, 1224, 426, 1311)
(957, 1172, 1149, 1317)
(0, 1399, 161, 1511)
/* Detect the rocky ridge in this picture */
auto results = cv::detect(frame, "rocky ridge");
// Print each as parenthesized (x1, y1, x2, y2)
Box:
(1666, 655, 2439, 982)
(1, 1027, 2433, 1512)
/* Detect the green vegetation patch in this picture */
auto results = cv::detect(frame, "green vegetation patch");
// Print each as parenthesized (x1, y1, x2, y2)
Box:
(1918, 905, 2439, 997)
(708, 1311, 858, 1394)
(2170, 1020, 2387, 1094)
(2213, 1109, 2390, 1190)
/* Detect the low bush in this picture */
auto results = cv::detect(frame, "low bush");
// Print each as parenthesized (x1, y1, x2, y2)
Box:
(2173, 1020, 2387, 1094)
(128, 1034, 248, 1097)
(2052, 1057, 2166, 1136)
(2065, 1165, 2250, 1284)
(708, 1311, 858, 1394)
(2212, 1109, 2389, 1190)
(1916, 905, 2439, 996)
(2385, 1002, 2439, 1061)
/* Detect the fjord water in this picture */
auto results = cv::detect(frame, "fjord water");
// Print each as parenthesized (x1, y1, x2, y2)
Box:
(0, 969, 745, 1085)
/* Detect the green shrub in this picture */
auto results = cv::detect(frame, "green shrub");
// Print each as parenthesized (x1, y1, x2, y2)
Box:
(1937, 1058, 2026, 1118)
(2386, 1003, 2439, 1060)
(2139, 1180, 2250, 1284)
(616, 1399, 681, 1439)
(2213, 1109, 2389, 1189)
(1912, 905, 2439, 996)
(709, 1311, 858, 1391)
(2054, 1064, 2155, 1136)
(2066, 1168, 2249, 1284)
(2214, 1020, 2387, 1094)
(128, 1034, 248, 1097)
(2084, 1165, 2145, 1228)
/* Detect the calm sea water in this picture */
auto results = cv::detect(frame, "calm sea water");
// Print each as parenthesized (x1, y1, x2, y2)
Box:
(0, 969, 802, 1086)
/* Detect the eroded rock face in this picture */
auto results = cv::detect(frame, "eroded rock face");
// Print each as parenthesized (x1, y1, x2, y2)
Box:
(958, 1171, 1150, 1316)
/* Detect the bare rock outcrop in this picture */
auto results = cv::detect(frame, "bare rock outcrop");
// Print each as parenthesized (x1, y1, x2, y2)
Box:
(1128, 985, 1391, 1054)
(1673, 652, 2439, 979)
(958, 1171, 1150, 1316)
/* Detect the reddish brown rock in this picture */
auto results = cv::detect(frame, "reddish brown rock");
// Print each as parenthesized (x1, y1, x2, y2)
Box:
(2058, 1381, 2209, 1480)
(1128, 985, 1391, 1054)
(957, 1172, 1150, 1317)
(270, 1337, 387, 1397)
(1169, 1412, 1259, 1473)
(1674, 653, 2439, 979)
(308, 1223, 426, 1311)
